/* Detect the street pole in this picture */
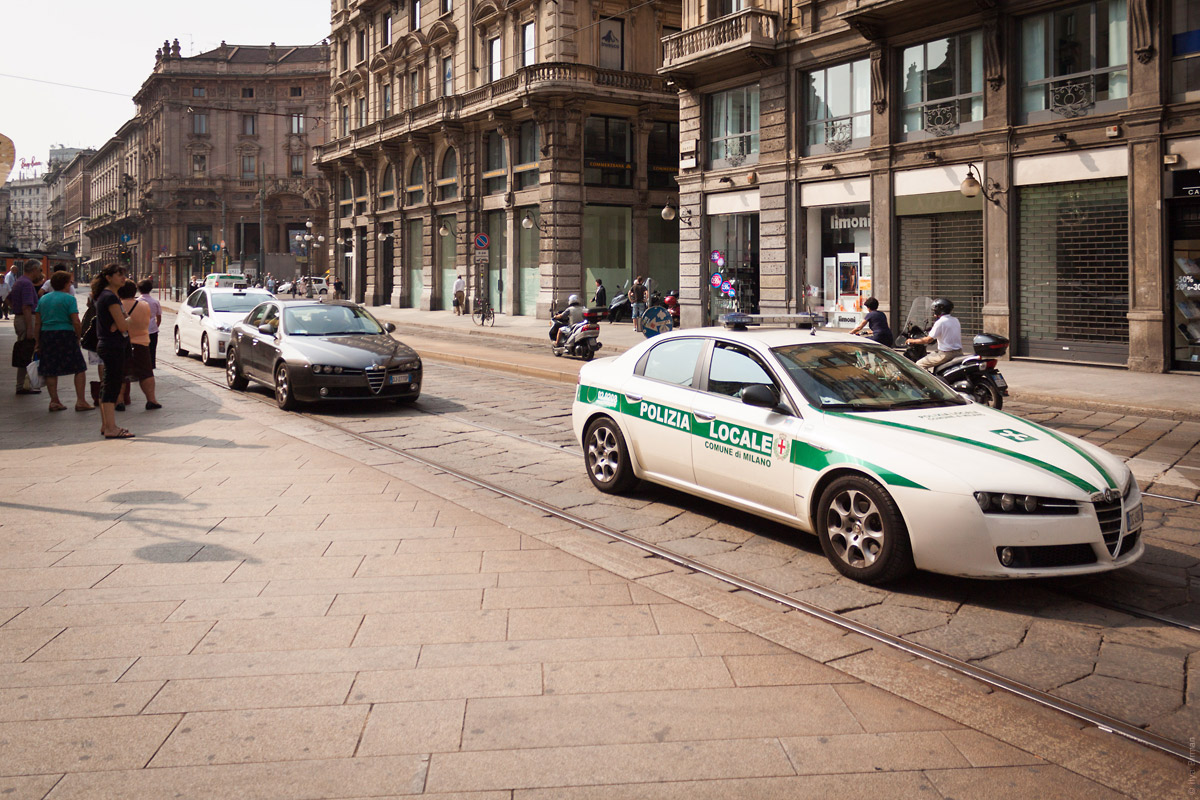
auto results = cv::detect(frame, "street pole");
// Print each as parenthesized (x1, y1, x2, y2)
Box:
(258, 171, 265, 281)
(220, 198, 227, 269)
(239, 216, 245, 270)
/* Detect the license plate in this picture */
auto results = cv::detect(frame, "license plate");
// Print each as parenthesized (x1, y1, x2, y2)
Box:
(581, 330, 598, 338)
(992, 374, 1007, 389)
(1126, 503, 1143, 531)
(389, 374, 411, 385)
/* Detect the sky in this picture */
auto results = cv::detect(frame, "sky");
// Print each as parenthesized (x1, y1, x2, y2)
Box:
(2, 0, 329, 182)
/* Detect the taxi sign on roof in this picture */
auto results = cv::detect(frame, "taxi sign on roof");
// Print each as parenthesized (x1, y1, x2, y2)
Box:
(204, 274, 249, 289)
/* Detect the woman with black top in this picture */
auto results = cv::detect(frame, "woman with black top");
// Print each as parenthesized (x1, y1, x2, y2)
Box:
(91, 264, 134, 439)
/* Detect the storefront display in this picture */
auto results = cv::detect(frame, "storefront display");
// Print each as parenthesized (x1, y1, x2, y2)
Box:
(1170, 172, 1200, 371)
(706, 214, 759, 325)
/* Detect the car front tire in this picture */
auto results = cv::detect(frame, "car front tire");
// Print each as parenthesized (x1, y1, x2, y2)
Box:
(226, 348, 248, 391)
(817, 475, 914, 584)
(200, 334, 218, 366)
(174, 328, 188, 357)
(584, 417, 637, 494)
(274, 363, 298, 410)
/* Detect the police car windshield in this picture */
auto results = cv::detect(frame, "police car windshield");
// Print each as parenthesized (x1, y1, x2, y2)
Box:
(771, 342, 966, 412)
(283, 305, 385, 336)
(210, 292, 271, 313)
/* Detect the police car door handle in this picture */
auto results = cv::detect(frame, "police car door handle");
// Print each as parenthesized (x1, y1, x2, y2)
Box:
(624, 393, 642, 403)
(694, 410, 717, 421)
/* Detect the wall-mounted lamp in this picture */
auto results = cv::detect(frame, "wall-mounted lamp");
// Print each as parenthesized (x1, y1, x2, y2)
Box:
(438, 219, 460, 239)
(959, 162, 1008, 204)
(718, 176, 734, 185)
(661, 202, 692, 226)
(1052, 132, 1070, 145)
(521, 211, 546, 231)
(377, 232, 393, 241)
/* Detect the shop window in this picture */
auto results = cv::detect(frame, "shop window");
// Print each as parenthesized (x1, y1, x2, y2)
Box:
(406, 158, 425, 205)
(807, 204, 872, 319)
(515, 121, 540, 190)
(1172, 0, 1200, 100)
(584, 116, 632, 188)
(805, 59, 870, 155)
(1017, 178, 1129, 363)
(484, 132, 507, 194)
(1170, 194, 1200, 370)
(901, 32, 983, 139)
(706, 213, 759, 325)
(897, 192, 984, 343)
(648, 121, 679, 190)
(708, 84, 759, 169)
(1021, 0, 1128, 121)
(438, 148, 458, 200)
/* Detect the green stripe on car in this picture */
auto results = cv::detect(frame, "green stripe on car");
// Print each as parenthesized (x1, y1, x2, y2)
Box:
(577, 385, 925, 490)
(824, 411, 1100, 495)
(997, 410, 1116, 490)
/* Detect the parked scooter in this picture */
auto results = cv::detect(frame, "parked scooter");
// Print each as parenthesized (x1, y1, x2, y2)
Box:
(895, 297, 1010, 409)
(549, 296, 604, 361)
(608, 280, 631, 323)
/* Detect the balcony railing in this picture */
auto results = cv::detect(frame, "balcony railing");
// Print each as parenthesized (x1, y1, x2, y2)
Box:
(661, 9, 779, 73)
(316, 63, 672, 163)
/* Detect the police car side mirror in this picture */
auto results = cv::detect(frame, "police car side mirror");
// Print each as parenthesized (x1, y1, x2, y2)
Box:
(741, 384, 782, 411)
(384, 322, 396, 333)
(191, 307, 204, 317)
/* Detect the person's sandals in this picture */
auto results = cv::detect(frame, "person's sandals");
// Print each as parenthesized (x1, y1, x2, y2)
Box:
(48, 402, 67, 412)
(75, 403, 94, 411)
(102, 429, 135, 439)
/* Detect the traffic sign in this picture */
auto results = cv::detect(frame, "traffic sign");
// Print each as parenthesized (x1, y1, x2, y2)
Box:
(120, 234, 130, 243)
(641, 306, 673, 338)
(474, 233, 489, 249)
(473, 251, 489, 264)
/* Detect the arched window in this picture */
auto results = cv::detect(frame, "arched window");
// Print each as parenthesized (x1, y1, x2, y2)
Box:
(406, 157, 425, 205)
(380, 165, 396, 209)
(437, 148, 458, 200)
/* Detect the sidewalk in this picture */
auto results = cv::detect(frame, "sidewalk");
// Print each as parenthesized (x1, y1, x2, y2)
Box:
(0, 323, 1182, 797)
(363, 305, 1200, 422)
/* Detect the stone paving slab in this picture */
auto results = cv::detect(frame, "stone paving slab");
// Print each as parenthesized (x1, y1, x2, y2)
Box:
(0, 322, 1183, 798)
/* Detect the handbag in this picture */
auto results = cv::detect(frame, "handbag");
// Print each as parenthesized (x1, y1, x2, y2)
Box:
(25, 358, 43, 390)
(80, 317, 98, 351)
(11, 338, 35, 368)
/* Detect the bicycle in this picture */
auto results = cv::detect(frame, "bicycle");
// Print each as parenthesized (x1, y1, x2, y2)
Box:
(471, 297, 495, 327)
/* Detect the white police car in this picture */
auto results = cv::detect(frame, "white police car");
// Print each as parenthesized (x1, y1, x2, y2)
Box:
(571, 317, 1143, 583)
(174, 287, 274, 366)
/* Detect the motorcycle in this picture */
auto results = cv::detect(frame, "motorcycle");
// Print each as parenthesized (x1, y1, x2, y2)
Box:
(549, 302, 604, 361)
(895, 296, 1009, 409)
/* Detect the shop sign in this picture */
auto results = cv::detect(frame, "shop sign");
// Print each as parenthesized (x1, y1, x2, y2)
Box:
(829, 214, 870, 230)
(711, 250, 722, 262)
(720, 280, 734, 296)
(1173, 170, 1200, 197)
(710, 272, 723, 287)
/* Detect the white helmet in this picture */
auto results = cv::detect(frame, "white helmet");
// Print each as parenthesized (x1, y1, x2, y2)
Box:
(568, 294, 582, 306)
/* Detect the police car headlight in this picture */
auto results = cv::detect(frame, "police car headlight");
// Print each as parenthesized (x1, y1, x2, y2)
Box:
(975, 492, 1043, 514)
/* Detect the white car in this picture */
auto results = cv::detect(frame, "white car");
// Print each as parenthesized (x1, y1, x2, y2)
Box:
(571, 322, 1143, 583)
(174, 287, 275, 365)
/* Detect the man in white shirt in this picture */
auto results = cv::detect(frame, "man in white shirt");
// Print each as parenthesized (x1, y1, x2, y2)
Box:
(453, 275, 466, 315)
(914, 298, 963, 371)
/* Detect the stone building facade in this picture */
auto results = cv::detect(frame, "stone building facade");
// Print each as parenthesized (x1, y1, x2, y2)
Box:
(85, 121, 140, 272)
(662, 0, 1200, 372)
(316, 0, 682, 316)
(42, 150, 95, 266)
(5, 176, 50, 252)
(128, 39, 331, 296)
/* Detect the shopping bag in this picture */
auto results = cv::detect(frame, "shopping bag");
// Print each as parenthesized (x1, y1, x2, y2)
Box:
(26, 358, 43, 390)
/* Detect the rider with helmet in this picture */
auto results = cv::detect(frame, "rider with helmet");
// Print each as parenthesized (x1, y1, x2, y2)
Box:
(553, 295, 586, 347)
(913, 298, 962, 371)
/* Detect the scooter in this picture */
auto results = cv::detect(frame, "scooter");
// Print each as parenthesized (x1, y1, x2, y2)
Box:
(895, 297, 1010, 409)
(549, 304, 604, 361)
(608, 280, 631, 323)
